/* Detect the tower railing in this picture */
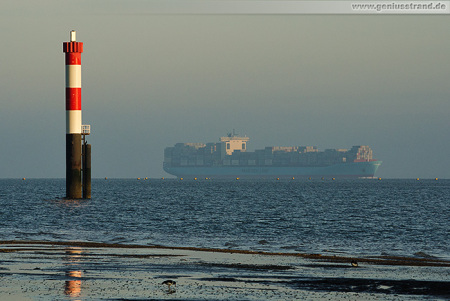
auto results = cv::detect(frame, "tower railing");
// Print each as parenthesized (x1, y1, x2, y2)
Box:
(82, 125, 90, 135)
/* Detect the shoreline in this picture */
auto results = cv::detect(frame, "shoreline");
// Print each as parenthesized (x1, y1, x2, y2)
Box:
(2, 240, 449, 267)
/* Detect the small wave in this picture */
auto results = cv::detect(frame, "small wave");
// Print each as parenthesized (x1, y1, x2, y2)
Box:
(414, 252, 438, 259)
(110, 237, 132, 244)
(280, 245, 300, 250)
(224, 242, 240, 248)
(322, 249, 347, 254)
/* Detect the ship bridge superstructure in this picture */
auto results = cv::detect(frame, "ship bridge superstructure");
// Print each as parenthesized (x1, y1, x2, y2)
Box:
(220, 133, 249, 156)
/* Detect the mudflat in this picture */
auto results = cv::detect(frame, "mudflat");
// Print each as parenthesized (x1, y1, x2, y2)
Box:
(1, 241, 449, 300)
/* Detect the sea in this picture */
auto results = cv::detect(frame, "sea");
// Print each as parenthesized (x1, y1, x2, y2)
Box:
(0, 178, 448, 260)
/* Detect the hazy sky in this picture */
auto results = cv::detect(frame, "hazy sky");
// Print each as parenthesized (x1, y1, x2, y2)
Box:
(1, 1, 449, 178)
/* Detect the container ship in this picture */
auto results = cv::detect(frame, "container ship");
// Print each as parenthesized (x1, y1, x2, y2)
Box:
(163, 133, 382, 179)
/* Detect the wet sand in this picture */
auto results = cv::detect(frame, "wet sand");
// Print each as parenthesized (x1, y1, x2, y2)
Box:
(1, 240, 449, 300)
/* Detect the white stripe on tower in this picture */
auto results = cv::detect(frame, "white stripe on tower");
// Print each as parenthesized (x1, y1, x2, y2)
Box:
(66, 65, 81, 87)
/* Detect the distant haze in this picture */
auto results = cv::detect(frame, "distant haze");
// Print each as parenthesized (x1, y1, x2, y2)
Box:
(1, 2, 449, 179)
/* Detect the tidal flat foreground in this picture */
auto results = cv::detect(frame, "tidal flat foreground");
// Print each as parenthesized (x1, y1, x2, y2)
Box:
(0, 241, 449, 300)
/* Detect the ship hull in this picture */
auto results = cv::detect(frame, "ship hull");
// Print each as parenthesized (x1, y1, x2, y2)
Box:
(164, 160, 382, 179)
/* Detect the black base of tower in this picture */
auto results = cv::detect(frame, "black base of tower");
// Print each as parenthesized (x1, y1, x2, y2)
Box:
(66, 134, 82, 199)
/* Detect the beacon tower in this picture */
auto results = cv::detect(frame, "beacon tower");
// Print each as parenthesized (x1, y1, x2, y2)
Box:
(63, 30, 91, 199)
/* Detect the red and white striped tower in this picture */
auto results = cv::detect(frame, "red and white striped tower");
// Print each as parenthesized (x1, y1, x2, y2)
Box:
(63, 30, 83, 199)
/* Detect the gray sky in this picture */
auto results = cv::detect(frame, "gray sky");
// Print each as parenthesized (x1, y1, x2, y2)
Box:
(1, 1, 449, 179)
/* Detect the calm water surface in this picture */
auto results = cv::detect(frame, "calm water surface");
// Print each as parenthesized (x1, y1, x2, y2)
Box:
(0, 179, 448, 259)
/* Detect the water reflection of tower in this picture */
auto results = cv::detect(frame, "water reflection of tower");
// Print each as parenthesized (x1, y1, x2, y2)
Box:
(65, 270, 82, 297)
(64, 247, 83, 298)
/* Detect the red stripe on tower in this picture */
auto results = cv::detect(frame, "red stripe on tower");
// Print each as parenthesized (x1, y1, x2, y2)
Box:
(66, 88, 82, 110)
